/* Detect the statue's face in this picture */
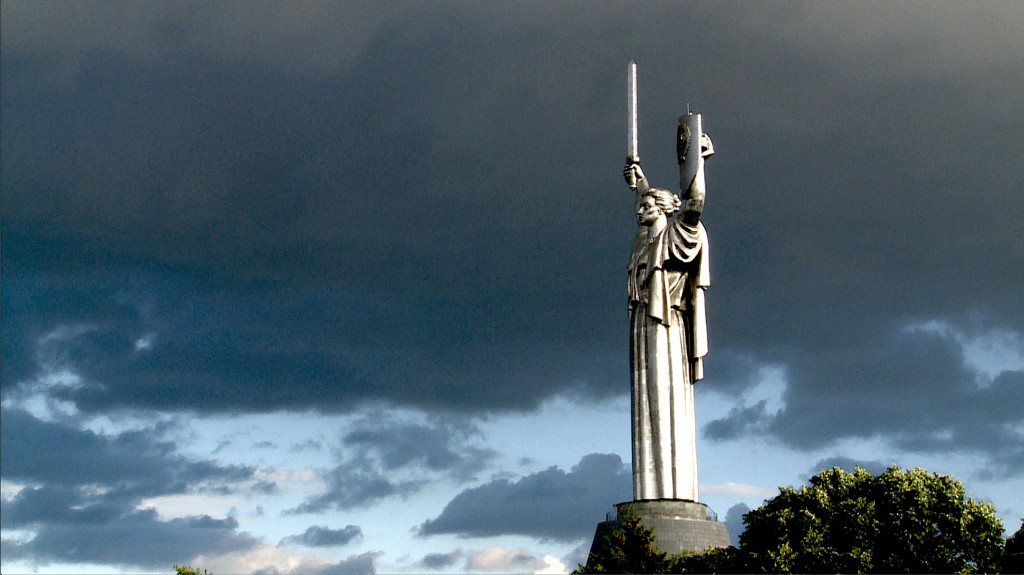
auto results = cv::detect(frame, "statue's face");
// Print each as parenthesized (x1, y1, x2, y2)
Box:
(637, 196, 663, 226)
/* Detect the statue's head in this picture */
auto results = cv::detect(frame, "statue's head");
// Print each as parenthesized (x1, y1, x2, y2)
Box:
(637, 187, 681, 225)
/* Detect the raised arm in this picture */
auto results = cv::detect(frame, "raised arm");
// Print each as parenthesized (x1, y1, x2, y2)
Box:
(678, 115, 714, 226)
(623, 159, 650, 211)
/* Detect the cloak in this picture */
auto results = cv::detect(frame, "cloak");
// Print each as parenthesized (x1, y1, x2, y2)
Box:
(628, 218, 709, 382)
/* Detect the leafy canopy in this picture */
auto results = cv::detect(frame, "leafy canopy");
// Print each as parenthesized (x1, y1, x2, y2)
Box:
(740, 466, 1004, 573)
(575, 509, 667, 574)
(577, 466, 1006, 574)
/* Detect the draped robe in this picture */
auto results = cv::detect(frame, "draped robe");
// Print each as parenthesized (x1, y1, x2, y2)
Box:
(628, 214, 709, 501)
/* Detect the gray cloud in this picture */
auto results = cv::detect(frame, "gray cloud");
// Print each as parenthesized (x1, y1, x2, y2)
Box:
(704, 327, 1024, 470)
(341, 413, 496, 480)
(253, 551, 381, 575)
(4, 2, 1022, 424)
(1, 2, 416, 75)
(808, 457, 892, 477)
(288, 466, 423, 514)
(314, 552, 381, 575)
(418, 453, 631, 541)
(289, 414, 496, 513)
(419, 549, 465, 570)
(704, 400, 773, 442)
(0, 407, 261, 568)
(723, 503, 750, 547)
(3, 3, 1024, 567)
(2, 504, 258, 569)
(280, 525, 362, 548)
(0, 407, 253, 498)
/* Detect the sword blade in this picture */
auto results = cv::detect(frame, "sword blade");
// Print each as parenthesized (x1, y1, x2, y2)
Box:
(628, 61, 638, 161)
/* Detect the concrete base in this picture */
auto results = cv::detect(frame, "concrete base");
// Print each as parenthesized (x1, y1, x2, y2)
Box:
(587, 500, 731, 562)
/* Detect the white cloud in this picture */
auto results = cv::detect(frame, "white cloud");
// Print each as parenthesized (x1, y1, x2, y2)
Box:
(1, 367, 84, 422)
(466, 547, 550, 572)
(534, 554, 569, 574)
(194, 543, 371, 575)
(1, 479, 28, 501)
(701, 482, 777, 500)
(136, 494, 242, 521)
(133, 332, 156, 351)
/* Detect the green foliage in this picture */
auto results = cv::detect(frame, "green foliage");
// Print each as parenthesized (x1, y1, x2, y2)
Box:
(576, 510, 742, 574)
(173, 566, 211, 575)
(740, 466, 1005, 573)
(578, 466, 1005, 574)
(575, 509, 668, 573)
(666, 545, 745, 573)
(1004, 520, 1024, 574)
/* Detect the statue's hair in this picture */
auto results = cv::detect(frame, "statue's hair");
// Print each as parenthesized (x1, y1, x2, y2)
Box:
(646, 187, 681, 217)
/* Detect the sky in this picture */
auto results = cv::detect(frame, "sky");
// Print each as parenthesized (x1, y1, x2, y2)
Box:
(2, 1, 1023, 573)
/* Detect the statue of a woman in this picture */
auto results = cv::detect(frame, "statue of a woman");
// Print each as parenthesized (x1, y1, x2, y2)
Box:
(623, 118, 713, 501)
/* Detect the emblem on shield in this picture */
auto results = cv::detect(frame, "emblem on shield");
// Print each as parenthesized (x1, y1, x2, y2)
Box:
(677, 122, 691, 165)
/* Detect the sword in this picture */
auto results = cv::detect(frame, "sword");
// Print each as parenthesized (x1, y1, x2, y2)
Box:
(627, 60, 639, 190)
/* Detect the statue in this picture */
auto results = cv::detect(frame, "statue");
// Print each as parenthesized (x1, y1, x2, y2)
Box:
(584, 64, 730, 563)
(623, 80, 714, 501)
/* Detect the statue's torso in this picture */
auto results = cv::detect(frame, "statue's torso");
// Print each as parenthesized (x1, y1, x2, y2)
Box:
(628, 226, 696, 316)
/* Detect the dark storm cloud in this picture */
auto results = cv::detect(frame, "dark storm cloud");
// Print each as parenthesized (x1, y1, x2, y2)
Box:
(774, 328, 980, 447)
(289, 413, 495, 512)
(418, 453, 631, 541)
(704, 326, 1024, 469)
(280, 525, 362, 548)
(3, 0, 1023, 461)
(3, 0, 630, 415)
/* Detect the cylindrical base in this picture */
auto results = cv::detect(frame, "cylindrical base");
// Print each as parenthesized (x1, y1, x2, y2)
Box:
(587, 499, 731, 563)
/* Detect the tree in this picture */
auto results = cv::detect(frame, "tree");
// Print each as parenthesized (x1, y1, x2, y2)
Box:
(665, 545, 745, 574)
(173, 566, 211, 575)
(1004, 520, 1024, 574)
(739, 466, 1004, 573)
(577, 466, 1003, 574)
(575, 509, 668, 573)
(576, 510, 742, 574)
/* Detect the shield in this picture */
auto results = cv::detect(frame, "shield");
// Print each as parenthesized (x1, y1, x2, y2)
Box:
(677, 114, 712, 211)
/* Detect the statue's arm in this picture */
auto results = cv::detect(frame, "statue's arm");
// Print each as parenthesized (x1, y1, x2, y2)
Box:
(682, 203, 701, 226)
(624, 160, 650, 211)
(680, 130, 712, 226)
